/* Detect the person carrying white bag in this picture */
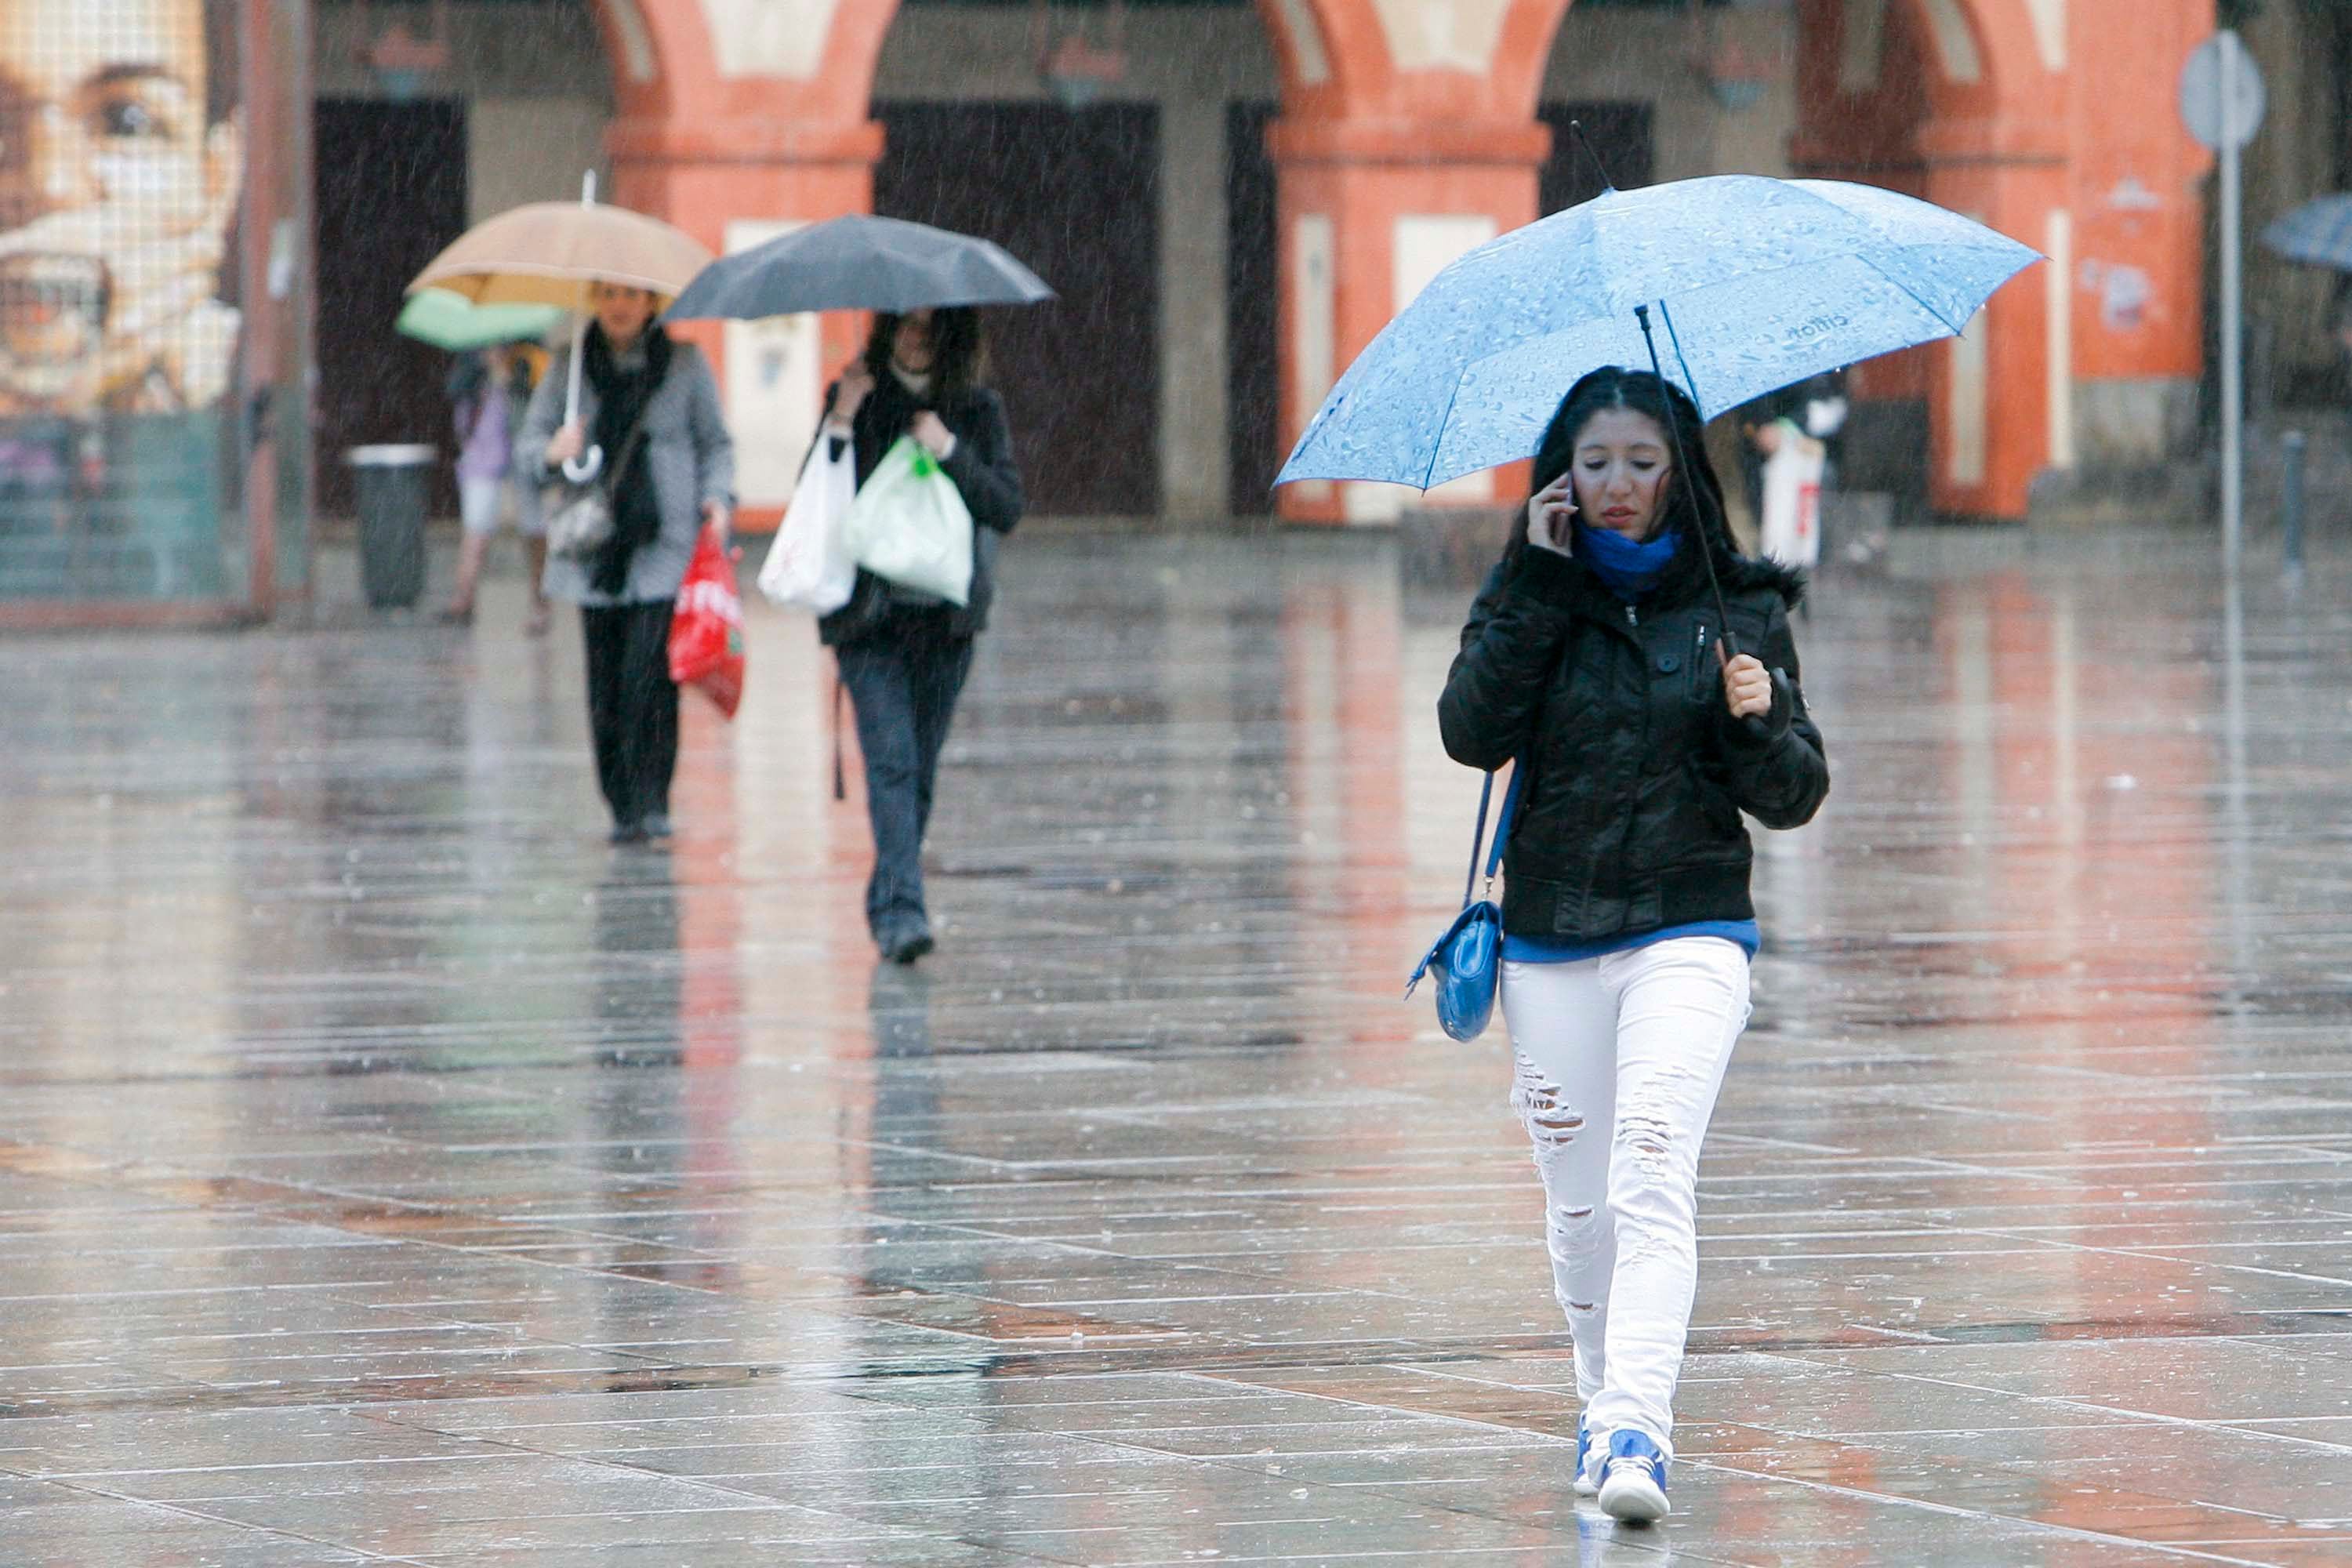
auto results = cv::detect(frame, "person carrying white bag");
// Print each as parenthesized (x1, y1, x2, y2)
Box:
(757, 433, 859, 615)
(1753, 416, 1824, 572)
(815, 305, 1025, 965)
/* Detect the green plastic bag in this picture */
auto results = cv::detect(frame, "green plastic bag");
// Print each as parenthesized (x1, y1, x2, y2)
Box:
(842, 436, 975, 606)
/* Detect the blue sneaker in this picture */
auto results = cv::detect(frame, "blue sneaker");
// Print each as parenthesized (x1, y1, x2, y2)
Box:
(1574, 1416, 1602, 1497)
(1598, 1429, 1669, 1524)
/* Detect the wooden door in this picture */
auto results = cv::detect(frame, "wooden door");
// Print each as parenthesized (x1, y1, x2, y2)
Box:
(874, 103, 1160, 517)
(314, 100, 468, 518)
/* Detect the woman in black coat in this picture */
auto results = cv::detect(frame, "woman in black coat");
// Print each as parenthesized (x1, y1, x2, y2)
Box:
(818, 307, 1023, 963)
(1438, 368, 1828, 1524)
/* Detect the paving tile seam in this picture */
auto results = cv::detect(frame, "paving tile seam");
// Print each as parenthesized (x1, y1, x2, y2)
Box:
(1962, 1232, 2352, 1290)
(1681, 1458, 2286, 1566)
(15, 1305, 2345, 1423)
(0, 1464, 434, 1563)
(1759, 1356, 2349, 1457)
(345, 1414, 1089, 1568)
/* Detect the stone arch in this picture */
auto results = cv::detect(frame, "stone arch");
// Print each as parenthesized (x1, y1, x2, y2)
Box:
(1790, 0, 2080, 519)
(572, 0, 1414, 525)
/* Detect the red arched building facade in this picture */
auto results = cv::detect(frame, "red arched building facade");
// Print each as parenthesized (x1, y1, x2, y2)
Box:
(593, 0, 2210, 523)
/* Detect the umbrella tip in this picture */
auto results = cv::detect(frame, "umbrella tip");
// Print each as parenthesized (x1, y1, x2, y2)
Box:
(1567, 120, 1617, 194)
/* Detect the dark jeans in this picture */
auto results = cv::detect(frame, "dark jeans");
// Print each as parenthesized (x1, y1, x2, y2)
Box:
(581, 601, 680, 829)
(837, 614, 976, 940)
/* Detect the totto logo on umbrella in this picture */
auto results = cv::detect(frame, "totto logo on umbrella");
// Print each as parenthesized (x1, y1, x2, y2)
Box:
(1780, 313, 1852, 346)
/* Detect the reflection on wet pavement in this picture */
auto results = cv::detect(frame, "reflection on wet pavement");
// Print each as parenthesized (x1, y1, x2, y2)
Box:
(1, 531, 2349, 1564)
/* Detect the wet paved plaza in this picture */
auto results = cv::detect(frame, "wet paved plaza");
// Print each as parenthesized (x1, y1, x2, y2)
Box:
(4, 528, 2352, 1565)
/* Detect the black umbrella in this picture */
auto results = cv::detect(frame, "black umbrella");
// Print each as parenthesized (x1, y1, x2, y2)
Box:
(663, 215, 1054, 320)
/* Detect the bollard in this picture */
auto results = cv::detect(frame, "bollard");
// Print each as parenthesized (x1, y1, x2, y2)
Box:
(2281, 429, 2308, 584)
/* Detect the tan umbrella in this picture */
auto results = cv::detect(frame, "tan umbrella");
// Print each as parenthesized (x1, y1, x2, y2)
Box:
(408, 201, 711, 307)
(407, 175, 713, 481)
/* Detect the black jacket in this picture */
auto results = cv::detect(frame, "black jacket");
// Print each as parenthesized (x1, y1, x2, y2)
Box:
(1438, 543, 1829, 943)
(818, 372, 1025, 646)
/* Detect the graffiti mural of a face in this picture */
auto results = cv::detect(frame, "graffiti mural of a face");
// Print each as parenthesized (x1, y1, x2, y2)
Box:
(0, 0, 245, 414)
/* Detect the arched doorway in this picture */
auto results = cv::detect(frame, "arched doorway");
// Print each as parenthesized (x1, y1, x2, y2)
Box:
(590, 0, 1591, 526)
(867, 2, 1290, 518)
(592, 0, 1338, 522)
(312, 0, 619, 522)
(1787, 0, 2208, 520)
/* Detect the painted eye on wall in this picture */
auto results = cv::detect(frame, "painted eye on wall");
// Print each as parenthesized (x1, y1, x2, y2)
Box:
(97, 99, 169, 142)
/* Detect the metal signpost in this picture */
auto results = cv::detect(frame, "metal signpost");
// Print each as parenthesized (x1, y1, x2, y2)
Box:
(2181, 31, 2266, 573)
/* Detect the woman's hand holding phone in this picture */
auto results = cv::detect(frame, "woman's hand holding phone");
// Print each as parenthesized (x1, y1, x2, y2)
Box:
(1526, 477, 1576, 556)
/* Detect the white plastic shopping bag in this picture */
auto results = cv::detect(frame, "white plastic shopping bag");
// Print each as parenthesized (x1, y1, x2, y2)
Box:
(756, 436, 858, 614)
(841, 436, 974, 606)
(1758, 417, 1824, 571)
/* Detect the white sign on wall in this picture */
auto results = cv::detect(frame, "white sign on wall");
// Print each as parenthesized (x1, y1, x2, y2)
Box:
(721, 219, 822, 510)
(1290, 214, 1337, 506)
(1345, 212, 1497, 522)
(700, 0, 842, 79)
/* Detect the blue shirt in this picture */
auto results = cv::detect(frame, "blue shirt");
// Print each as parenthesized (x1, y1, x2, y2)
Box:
(1504, 920, 1759, 964)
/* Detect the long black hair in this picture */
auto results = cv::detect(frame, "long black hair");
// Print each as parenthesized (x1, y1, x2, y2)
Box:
(862, 307, 985, 397)
(1507, 366, 1740, 606)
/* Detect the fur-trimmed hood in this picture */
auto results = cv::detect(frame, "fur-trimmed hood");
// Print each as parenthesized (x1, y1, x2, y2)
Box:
(1716, 551, 1808, 610)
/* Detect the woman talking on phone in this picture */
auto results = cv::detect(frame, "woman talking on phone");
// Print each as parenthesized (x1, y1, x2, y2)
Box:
(1439, 366, 1828, 1524)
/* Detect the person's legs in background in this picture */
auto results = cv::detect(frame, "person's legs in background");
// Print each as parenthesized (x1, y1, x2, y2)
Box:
(617, 601, 680, 837)
(514, 475, 550, 635)
(443, 475, 503, 622)
(907, 624, 977, 845)
(580, 605, 632, 832)
(837, 635, 933, 960)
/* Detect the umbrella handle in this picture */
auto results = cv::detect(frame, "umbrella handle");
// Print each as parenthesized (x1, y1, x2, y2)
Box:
(557, 311, 601, 484)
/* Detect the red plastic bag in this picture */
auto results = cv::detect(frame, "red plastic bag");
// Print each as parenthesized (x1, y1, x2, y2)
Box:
(669, 531, 746, 719)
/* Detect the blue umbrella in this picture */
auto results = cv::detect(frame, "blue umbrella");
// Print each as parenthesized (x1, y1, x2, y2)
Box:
(1278, 175, 2040, 491)
(2262, 194, 2352, 270)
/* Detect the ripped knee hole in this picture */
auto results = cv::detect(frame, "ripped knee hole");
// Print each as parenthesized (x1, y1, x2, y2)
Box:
(1512, 1058, 1587, 1144)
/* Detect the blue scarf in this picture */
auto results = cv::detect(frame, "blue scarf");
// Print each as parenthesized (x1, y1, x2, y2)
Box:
(1573, 520, 1679, 601)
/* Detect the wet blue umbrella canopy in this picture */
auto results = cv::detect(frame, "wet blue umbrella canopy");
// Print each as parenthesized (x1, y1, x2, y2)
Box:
(1278, 175, 2042, 491)
(664, 214, 1056, 321)
(2262, 194, 2352, 273)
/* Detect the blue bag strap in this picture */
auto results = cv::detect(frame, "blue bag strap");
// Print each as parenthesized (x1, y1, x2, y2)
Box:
(1459, 771, 1494, 908)
(1486, 764, 1525, 884)
(1461, 762, 1526, 907)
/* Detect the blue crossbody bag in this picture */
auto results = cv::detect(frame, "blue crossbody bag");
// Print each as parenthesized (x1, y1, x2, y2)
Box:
(1404, 764, 1524, 1042)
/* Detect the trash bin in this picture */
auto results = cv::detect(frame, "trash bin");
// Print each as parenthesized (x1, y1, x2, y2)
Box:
(347, 444, 437, 609)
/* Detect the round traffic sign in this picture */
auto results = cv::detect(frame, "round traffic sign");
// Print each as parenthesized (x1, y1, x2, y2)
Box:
(2180, 31, 2266, 152)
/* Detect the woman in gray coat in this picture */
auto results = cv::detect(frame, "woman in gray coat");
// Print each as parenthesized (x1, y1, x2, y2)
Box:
(519, 282, 735, 844)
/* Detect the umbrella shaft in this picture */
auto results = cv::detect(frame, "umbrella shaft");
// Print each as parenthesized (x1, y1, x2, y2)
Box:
(1633, 304, 1737, 656)
(564, 170, 597, 432)
(564, 316, 586, 429)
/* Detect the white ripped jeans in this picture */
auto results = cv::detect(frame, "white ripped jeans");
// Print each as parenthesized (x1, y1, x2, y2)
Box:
(1501, 937, 1751, 1458)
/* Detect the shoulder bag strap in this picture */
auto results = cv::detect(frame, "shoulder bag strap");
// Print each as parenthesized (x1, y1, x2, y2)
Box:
(1460, 771, 1495, 909)
(1486, 763, 1525, 884)
(1459, 760, 1527, 909)
(589, 354, 669, 493)
(599, 415, 654, 497)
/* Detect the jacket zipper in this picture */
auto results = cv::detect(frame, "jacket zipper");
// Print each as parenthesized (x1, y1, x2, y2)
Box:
(1624, 603, 1639, 628)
